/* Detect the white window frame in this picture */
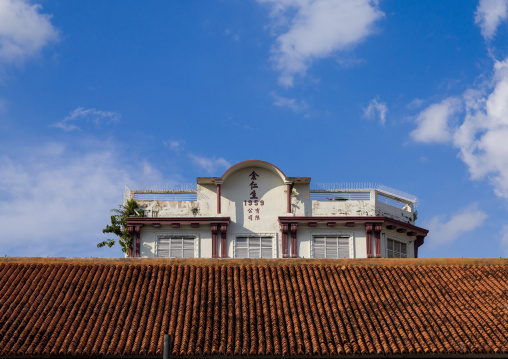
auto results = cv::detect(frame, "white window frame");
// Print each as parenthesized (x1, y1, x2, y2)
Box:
(310, 232, 354, 258)
(234, 233, 277, 258)
(386, 237, 408, 258)
(154, 232, 200, 258)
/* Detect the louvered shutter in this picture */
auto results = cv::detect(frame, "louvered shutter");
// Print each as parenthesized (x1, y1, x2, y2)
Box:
(235, 236, 273, 258)
(157, 235, 195, 258)
(261, 237, 272, 258)
(313, 236, 350, 258)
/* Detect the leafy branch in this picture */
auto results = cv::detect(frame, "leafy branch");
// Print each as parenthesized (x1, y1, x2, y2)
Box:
(98, 199, 144, 254)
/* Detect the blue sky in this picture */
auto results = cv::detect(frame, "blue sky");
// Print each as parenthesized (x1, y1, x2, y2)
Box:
(1, 0, 508, 258)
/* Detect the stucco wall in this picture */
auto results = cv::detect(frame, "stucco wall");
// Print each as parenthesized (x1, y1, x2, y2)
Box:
(220, 166, 287, 257)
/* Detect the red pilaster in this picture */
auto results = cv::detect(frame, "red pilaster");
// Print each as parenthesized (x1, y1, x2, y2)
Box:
(135, 225, 143, 258)
(216, 183, 221, 214)
(365, 223, 373, 258)
(286, 183, 291, 213)
(415, 235, 425, 258)
(211, 225, 218, 258)
(128, 225, 134, 257)
(281, 224, 289, 258)
(374, 224, 382, 258)
(290, 223, 298, 258)
(220, 224, 228, 258)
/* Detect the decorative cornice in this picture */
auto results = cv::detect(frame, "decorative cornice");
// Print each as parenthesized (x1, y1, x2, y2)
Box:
(127, 217, 231, 225)
(277, 216, 428, 236)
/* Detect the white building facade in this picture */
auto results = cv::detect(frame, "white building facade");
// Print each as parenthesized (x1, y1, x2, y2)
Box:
(126, 160, 428, 259)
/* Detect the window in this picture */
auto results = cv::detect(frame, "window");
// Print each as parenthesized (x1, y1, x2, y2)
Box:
(313, 236, 350, 258)
(387, 238, 407, 258)
(235, 236, 272, 258)
(157, 235, 195, 258)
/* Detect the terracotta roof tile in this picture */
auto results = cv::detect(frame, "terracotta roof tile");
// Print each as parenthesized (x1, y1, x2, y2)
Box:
(1, 258, 508, 357)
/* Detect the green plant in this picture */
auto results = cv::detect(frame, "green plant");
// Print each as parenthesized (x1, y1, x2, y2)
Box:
(97, 199, 144, 254)
(413, 210, 418, 222)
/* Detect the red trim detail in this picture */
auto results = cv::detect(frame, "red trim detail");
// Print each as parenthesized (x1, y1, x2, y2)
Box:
(220, 224, 228, 258)
(308, 222, 317, 227)
(281, 224, 289, 258)
(127, 225, 134, 257)
(217, 183, 221, 214)
(171, 223, 180, 229)
(366, 223, 373, 258)
(287, 184, 291, 213)
(327, 222, 336, 227)
(127, 217, 230, 225)
(211, 225, 218, 258)
(346, 222, 355, 227)
(415, 235, 425, 258)
(374, 224, 382, 258)
(290, 224, 298, 258)
(135, 225, 143, 258)
(191, 223, 200, 228)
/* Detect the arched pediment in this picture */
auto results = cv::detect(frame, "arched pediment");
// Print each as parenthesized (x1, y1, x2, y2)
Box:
(220, 160, 288, 184)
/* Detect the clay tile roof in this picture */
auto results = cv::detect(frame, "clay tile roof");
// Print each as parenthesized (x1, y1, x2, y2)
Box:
(0, 257, 508, 358)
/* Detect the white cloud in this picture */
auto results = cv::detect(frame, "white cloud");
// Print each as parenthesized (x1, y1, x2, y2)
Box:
(271, 92, 308, 112)
(425, 204, 487, 248)
(259, 0, 384, 86)
(0, 141, 163, 257)
(189, 154, 231, 174)
(410, 97, 462, 144)
(475, 0, 508, 40)
(363, 97, 387, 125)
(0, 0, 59, 64)
(164, 139, 185, 152)
(412, 58, 508, 198)
(53, 107, 121, 131)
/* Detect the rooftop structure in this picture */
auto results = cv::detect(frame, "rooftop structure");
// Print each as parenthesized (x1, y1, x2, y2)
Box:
(125, 160, 428, 259)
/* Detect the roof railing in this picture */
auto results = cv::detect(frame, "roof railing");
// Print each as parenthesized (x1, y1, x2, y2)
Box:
(311, 182, 418, 206)
(126, 182, 419, 207)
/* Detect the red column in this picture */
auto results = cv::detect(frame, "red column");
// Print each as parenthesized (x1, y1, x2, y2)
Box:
(128, 225, 134, 257)
(290, 223, 298, 258)
(365, 223, 373, 258)
(281, 224, 288, 258)
(286, 184, 291, 213)
(211, 225, 218, 258)
(220, 224, 228, 258)
(135, 225, 143, 258)
(374, 224, 382, 258)
(415, 235, 425, 258)
(216, 183, 221, 214)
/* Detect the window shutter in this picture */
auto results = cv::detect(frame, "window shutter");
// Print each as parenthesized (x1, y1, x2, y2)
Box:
(313, 236, 350, 259)
(156, 235, 195, 258)
(235, 236, 273, 258)
(387, 239, 407, 258)
(261, 237, 272, 258)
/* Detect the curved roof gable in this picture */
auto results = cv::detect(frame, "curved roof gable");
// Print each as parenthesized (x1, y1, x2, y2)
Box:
(197, 160, 310, 185)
